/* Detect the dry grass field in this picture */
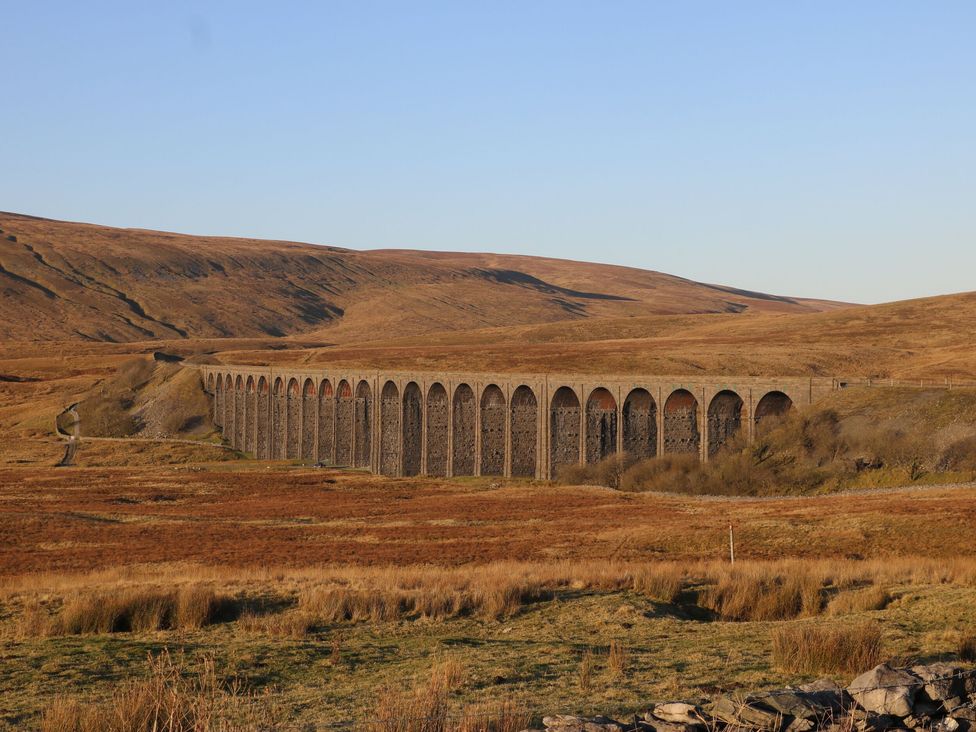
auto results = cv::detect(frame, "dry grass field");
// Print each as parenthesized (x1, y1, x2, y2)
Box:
(3, 213, 976, 729)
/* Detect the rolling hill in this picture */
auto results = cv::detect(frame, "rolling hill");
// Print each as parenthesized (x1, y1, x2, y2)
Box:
(0, 211, 844, 343)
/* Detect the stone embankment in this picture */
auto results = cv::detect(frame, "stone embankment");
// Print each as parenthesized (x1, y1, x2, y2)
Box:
(538, 663, 975, 732)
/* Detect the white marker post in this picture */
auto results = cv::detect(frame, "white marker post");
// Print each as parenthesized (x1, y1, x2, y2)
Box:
(729, 523, 735, 565)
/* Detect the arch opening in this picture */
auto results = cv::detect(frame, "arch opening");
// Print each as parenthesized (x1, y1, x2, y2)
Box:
(755, 391, 794, 434)
(664, 389, 700, 456)
(550, 387, 581, 476)
(402, 382, 422, 477)
(223, 374, 235, 441)
(300, 378, 317, 461)
(233, 376, 245, 451)
(272, 378, 286, 459)
(426, 384, 449, 477)
(244, 376, 257, 455)
(452, 384, 475, 476)
(623, 389, 657, 461)
(335, 380, 353, 466)
(380, 381, 400, 476)
(355, 381, 372, 469)
(213, 375, 224, 427)
(256, 377, 270, 459)
(585, 388, 617, 464)
(510, 385, 537, 478)
(317, 379, 334, 465)
(480, 385, 505, 476)
(707, 390, 744, 457)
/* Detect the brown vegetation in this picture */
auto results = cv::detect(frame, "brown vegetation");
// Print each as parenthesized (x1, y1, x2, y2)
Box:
(771, 623, 884, 674)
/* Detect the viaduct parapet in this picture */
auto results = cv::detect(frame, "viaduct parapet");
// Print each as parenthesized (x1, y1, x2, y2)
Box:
(201, 366, 837, 480)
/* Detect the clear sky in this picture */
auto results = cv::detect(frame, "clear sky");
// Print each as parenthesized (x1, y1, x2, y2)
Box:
(3, 2, 973, 304)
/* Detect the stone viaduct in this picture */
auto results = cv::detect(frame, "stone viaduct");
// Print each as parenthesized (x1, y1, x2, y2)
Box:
(201, 366, 836, 480)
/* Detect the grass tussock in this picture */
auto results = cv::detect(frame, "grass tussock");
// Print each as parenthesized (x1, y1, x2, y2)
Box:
(238, 609, 315, 639)
(29, 585, 238, 637)
(827, 586, 892, 616)
(701, 566, 826, 621)
(959, 634, 976, 662)
(368, 666, 527, 732)
(772, 623, 884, 674)
(39, 650, 258, 732)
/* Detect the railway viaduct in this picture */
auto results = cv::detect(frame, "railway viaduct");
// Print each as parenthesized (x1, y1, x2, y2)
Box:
(201, 366, 837, 480)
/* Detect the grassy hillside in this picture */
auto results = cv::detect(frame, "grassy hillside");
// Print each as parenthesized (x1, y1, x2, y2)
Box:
(0, 212, 842, 343)
(221, 291, 976, 379)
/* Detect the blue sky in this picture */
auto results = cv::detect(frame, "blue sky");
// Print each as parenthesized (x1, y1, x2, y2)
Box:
(3, 2, 973, 303)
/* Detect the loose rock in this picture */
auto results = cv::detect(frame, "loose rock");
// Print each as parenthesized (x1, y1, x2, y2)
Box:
(848, 664, 922, 717)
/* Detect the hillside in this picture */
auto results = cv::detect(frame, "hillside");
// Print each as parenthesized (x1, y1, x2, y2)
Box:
(0, 212, 843, 343)
(220, 291, 976, 379)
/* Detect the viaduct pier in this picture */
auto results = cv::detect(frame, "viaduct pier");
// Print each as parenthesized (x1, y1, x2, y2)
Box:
(202, 366, 836, 480)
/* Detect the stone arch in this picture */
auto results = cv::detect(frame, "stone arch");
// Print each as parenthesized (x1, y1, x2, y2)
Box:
(380, 381, 400, 476)
(300, 379, 317, 461)
(664, 389, 700, 455)
(245, 376, 257, 455)
(707, 390, 744, 457)
(425, 383, 449, 477)
(585, 388, 617, 463)
(335, 380, 353, 466)
(355, 381, 372, 469)
(452, 384, 475, 476)
(272, 377, 286, 459)
(286, 378, 301, 459)
(207, 373, 215, 393)
(623, 388, 657, 461)
(234, 375, 246, 451)
(223, 373, 235, 440)
(510, 385, 538, 478)
(256, 377, 270, 459)
(318, 379, 334, 465)
(755, 391, 794, 434)
(480, 385, 506, 476)
(402, 382, 423, 477)
(550, 387, 581, 476)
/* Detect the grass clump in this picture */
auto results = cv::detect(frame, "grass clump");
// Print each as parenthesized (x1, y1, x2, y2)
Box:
(827, 586, 892, 616)
(39, 650, 258, 732)
(701, 567, 825, 621)
(772, 622, 883, 674)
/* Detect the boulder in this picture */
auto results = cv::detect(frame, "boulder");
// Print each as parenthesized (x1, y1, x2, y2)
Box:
(651, 703, 707, 726)
(799, 678, 850, 714)
(763, 690, 826, 721)
(912, 663, 965, 704)
(542, 715, 628, 732)
(848, 664, 922, 717)
(708, 696, 785, 731)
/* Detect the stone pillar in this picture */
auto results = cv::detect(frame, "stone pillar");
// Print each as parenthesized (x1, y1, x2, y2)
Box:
(503, 382, 512, 478)
(446, 380, 454, 478)
(474, 382, 482, 477)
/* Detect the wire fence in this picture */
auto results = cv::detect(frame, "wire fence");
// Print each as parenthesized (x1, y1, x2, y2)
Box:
(835, 377, 976, 390)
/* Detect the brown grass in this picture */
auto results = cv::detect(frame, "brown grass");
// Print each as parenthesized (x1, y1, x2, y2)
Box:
(771, 623, 884, 674)
(24, 586, 237, 637)
(606, 640, 628, 678)
(577, 650, 594, 692)
(39, 650, 254, 732)
(827, 586, 892, 616)
(701, 566, 826, 621)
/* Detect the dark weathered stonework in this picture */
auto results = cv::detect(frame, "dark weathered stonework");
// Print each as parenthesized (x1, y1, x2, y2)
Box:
(272, 378, 285, 460)
(480, 384, 506, 476)
(301, 379, 316, 461)
(452, 384, 475, 476)
(335, 380, 353, 466)
(245, 377, 257, 455)
(355, 381, 372, 469)
(510, 385, 537, 478)
(256, 377, 270, 459)
(707, 390, 744, 457)
(664, 389, 700, 455)
(623, 388, 656, 460)
(585, 388, 617, 464)
(550, 387, 581, 477)
(402, 382, 423, 477)
(286, 378, 301, 460)
(234, 376, 245, 450)
(317, 379, 334, 464)
(380, 381, 400, 477)
(425, 383, 449, 477)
